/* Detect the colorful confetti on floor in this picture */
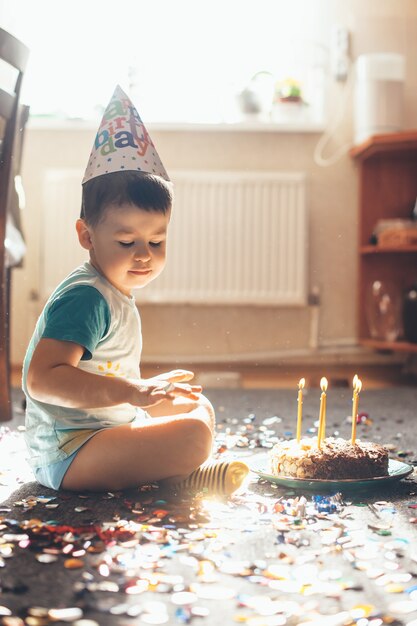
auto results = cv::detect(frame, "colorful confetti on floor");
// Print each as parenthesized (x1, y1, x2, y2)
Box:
(1, 389, 417, 625)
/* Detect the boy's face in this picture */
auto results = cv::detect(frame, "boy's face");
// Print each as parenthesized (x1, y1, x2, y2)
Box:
(77, 203, 170, 296)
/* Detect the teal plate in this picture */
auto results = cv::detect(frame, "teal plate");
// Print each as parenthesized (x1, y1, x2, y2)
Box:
(251, 456, 414, 493)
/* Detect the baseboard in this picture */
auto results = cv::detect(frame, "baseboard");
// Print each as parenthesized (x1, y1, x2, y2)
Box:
(140, 344, 407, 367)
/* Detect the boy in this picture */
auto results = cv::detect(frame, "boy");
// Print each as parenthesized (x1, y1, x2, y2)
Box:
(23, 86, 248, 494)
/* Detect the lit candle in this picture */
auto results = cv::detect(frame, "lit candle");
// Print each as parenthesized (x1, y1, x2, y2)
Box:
(296, 378, 305, 443)
(351, 375, 362, 445)
(317, 377, 328, 449)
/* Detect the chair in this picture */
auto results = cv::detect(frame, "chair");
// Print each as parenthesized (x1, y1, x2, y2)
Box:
(0, 28, 29, 421)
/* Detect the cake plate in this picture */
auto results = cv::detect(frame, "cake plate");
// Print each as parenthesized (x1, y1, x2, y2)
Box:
(250, 455, 414, 493)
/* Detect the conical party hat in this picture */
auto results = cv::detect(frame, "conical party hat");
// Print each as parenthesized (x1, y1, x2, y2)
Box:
(82, 85, 170, 184)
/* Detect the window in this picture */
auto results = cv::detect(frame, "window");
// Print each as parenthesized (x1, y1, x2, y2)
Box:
(1, 0, 329, 124)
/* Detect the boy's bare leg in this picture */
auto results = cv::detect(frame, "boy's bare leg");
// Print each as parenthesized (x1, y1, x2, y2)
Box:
(61, 396, 214, 492)
(147, 394, 215, 433)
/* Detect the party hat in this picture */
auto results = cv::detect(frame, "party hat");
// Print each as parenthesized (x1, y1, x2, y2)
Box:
(82, 85, 169, 184)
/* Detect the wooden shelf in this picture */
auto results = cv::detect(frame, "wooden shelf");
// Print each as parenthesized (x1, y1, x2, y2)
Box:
(361, 245, 417, 254)
(352, 132, 417, 353)
(350, 130, 417, 161)
(360, 339, 417, 353)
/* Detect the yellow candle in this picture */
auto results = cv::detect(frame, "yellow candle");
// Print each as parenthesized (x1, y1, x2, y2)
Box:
(296, 378, 305, 443)
(320, 392, 327, 446)
(317, 377, 328, 449)
(351, 375, 362, 445)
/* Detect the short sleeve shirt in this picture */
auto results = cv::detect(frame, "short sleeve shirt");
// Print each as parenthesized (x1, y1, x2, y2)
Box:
(22, 262, 143, 468)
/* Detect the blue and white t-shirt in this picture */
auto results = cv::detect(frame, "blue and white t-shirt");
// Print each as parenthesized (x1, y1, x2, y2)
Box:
(23, 261, 144, 468)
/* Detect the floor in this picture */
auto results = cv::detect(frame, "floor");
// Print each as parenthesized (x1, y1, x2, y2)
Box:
(1, 385, 417, 626)
(138, 362, 415, 389)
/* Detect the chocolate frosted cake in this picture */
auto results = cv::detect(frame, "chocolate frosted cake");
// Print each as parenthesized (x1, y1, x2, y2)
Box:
(270, 437, 389, 480)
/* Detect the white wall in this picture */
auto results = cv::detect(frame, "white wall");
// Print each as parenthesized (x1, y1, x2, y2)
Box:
(9, 0, 417, 366)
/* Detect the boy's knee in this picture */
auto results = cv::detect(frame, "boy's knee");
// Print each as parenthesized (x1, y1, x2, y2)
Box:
(174, 394, 215, 433)
(178, 417, 213, 474)
(199, 393, 215, 415)
(196, 394, 216, 431)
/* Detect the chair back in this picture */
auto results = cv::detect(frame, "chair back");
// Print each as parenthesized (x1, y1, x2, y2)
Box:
(0, 28, 29, 234)
(0, 28, 29, 421)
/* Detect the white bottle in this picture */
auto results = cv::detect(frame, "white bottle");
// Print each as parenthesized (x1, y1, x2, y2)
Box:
(354, 53, 405, 145)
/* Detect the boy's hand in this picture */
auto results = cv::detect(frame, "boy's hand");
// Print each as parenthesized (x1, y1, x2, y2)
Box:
(146, 369, 196, 384)
(129, 377, 202, 408)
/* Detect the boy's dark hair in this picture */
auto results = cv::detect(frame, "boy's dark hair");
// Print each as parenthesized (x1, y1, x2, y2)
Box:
(81, 171, 173, 226)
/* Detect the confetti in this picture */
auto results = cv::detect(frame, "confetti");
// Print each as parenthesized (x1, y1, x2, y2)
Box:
(48, 607, 84, 621)
(0, 401, 417, 626)
(64, 558, 84, 569)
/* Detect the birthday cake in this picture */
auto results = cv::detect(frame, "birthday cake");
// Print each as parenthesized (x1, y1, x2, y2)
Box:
(269, 437, 389, 480)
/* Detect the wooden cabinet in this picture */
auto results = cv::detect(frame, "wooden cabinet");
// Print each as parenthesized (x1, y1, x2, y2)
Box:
(350, 131, 417, 353)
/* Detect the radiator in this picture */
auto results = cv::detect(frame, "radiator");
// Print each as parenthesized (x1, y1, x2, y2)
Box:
(40, 169, 307, 305)
(40, 169, 87, 299)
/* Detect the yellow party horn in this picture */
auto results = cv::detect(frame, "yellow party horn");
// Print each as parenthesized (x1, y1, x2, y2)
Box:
(175, 459, 249, 495)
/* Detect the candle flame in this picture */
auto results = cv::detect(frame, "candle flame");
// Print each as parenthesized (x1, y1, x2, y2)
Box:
(298, 378, 305, 390)
(320, 377, 328, 392)
(355, 378, 362, 394)
(353, 374, 359, 388)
